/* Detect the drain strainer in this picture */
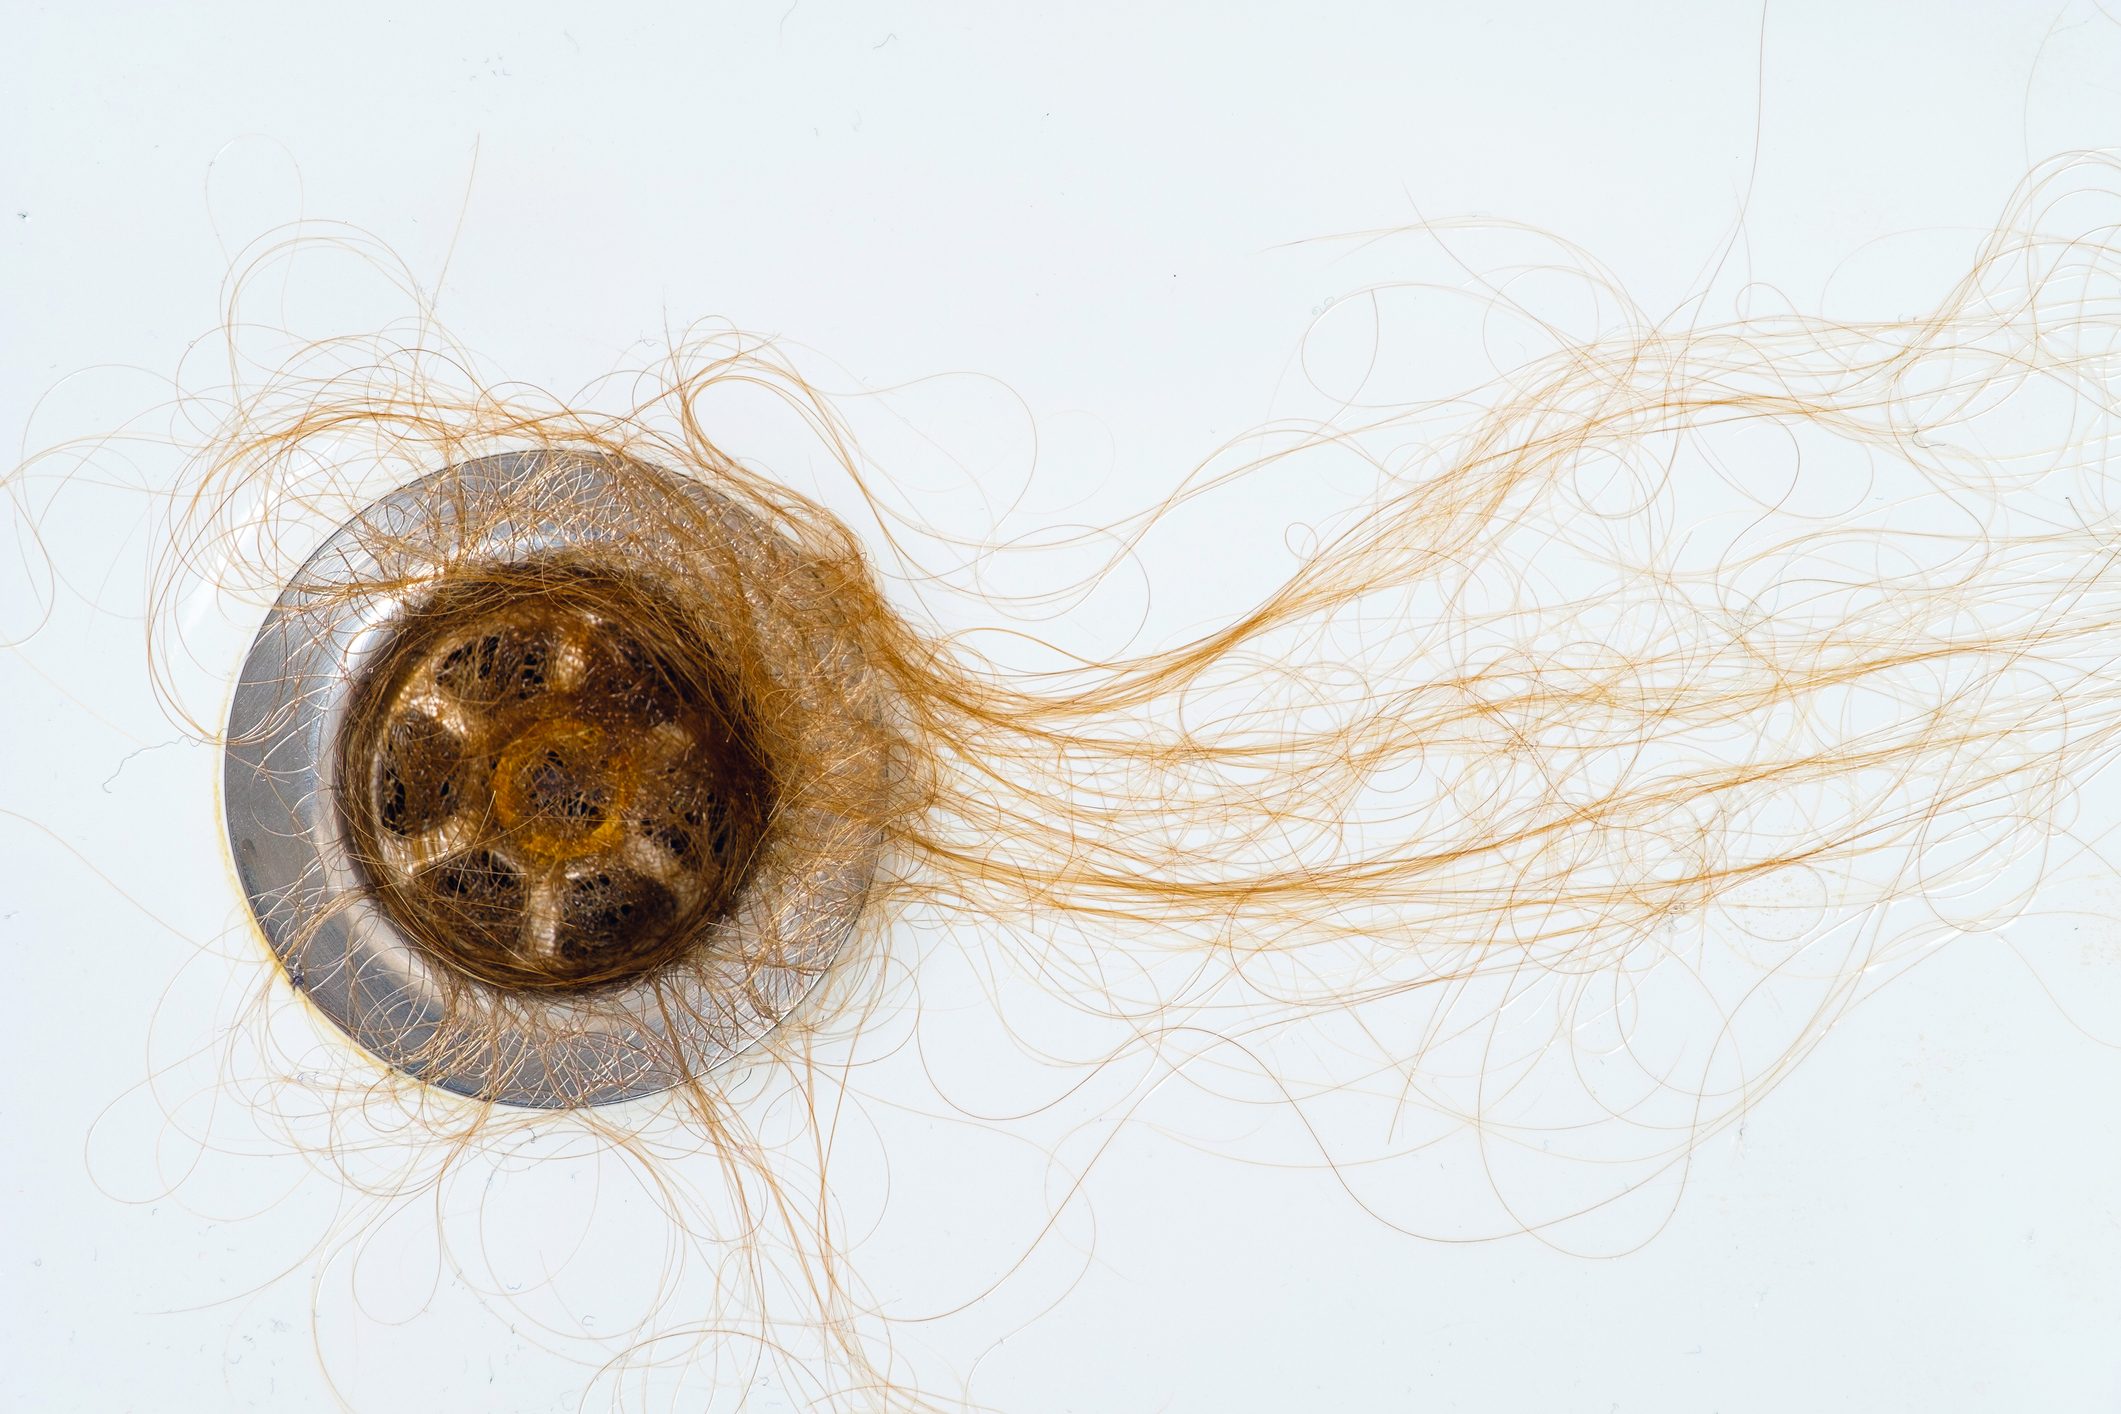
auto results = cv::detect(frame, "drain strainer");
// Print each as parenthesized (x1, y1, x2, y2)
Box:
(224, 450, 891, 1107)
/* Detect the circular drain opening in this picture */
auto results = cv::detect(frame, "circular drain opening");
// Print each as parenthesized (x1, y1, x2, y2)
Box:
(340, 562, 775, 991)
(223, 450, 892, 1108)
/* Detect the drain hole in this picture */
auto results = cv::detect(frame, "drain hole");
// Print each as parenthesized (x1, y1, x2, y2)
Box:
(423, 850, 526, 947)
(436, 628, 553, 706)
(642, 820, 699, 866)
(376, 715, 465, 835)
(641, 778, 735, 868)
(579, 629, 681, 725)
(515, 744, 610, 831)
(673, 791, 734, 859)
(561, 870, 677, 958)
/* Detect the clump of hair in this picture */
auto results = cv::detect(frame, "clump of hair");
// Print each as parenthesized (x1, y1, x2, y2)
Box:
(44, 152, 2121, 1408)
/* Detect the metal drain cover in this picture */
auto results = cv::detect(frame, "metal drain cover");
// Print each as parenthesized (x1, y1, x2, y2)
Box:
(223, 450, 890, 1107)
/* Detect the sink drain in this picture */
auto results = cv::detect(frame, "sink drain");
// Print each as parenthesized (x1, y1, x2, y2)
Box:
(223, 450, 892, 1107)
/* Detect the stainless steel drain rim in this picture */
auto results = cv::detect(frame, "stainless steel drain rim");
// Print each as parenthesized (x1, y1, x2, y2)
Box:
(223, 450, 888, 1108)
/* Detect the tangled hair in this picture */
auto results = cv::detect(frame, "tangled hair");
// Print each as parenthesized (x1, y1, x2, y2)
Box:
(40, 151, 2121, 1405)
